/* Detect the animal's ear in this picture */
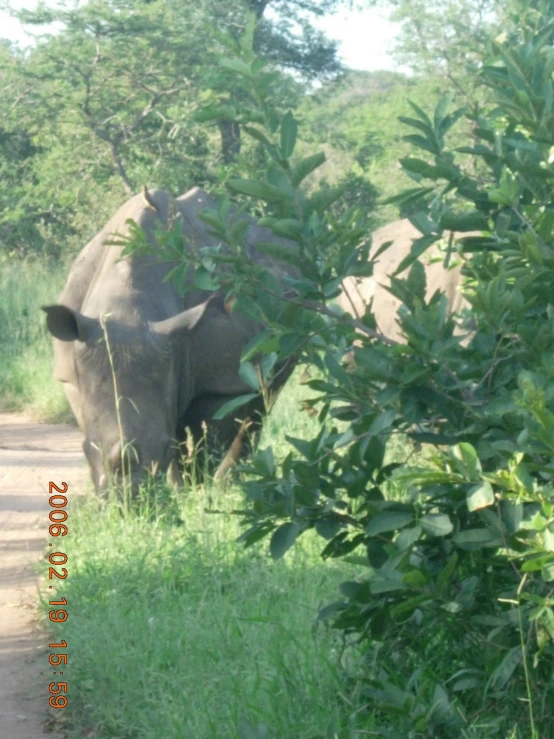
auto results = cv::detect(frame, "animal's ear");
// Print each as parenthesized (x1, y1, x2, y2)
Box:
(42, 305, 98, 342)
(150, 298, 213, 336)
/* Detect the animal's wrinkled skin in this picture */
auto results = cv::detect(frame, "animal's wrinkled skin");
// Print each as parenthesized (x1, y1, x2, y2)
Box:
(43, 187, 296, 492)
(337, 219, 471, 343)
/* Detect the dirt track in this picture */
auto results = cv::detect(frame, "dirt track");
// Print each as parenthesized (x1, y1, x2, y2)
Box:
(0, 413, 86, 738)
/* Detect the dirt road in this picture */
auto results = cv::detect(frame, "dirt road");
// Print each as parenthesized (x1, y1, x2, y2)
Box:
(0, 413, 86, 739)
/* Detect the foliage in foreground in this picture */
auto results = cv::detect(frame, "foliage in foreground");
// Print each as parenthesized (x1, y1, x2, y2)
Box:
(127, 4, 554, 736)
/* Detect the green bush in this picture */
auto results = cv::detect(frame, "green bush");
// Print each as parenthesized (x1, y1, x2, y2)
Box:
(124, 5, 554, 736)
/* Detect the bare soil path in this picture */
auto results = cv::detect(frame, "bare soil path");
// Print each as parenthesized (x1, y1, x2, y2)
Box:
(0, 413, 86, 739)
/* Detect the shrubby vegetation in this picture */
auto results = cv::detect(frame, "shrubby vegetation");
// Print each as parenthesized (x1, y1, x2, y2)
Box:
(129, 2, 554, 736)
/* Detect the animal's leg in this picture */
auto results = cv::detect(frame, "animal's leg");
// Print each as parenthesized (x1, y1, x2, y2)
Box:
(213, 416, 252, 481)
(179, 393, 264, 477)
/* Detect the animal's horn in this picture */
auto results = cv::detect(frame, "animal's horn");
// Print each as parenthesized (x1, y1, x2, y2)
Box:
(141, 185, 159, 212)
(150, 297, 216, 335)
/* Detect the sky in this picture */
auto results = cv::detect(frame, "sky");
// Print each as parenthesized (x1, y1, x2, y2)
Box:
(0, 2, 404, 73)
(313, 6, 403, 73)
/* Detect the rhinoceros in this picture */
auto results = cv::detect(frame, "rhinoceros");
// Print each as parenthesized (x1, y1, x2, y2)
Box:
(43, 187, 297, 492)
(337, 219, 470, 343)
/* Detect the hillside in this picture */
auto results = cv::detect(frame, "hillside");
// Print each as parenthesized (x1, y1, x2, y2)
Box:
(298, 69, 447, 225)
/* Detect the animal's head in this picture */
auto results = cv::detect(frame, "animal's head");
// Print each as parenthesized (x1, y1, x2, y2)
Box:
(42, 301, 211, 492)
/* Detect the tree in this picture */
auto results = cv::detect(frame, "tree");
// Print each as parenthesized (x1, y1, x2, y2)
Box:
(208, 0, 357, 163)
(0, 40, 49, 256)
(374, 0, 503, 98)
(0, 1, 228, 255)
(0, 0, 362, 255)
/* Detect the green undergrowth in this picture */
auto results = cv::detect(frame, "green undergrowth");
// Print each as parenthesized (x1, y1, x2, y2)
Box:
(44, 480, 373, 739)
(0, 257, 69, 420)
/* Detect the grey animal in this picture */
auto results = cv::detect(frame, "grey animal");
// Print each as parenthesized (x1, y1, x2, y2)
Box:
(43, 187, 297, 492)
(337, 219, 470, 343)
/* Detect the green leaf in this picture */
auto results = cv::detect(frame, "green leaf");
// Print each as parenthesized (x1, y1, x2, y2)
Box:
(236, 522, 275, 547)
(370, 572, 406, 594)
(243, 126, 273, 150)
(391, 594, 431, 618)
(521, 554, 554, 573)
(315, 516, 343, 540)
(228, 219, 249, 247)
(212, 393, 258, 421)
(194, 266, 220, 291)
(234, 295, 266, 323)
(290, 152, 326, 186)
(544, 526, 554, 553)
(490, 647, 521, 690)
(433, 93, 453, 131)
(450, 442, 482, 480)
(321, 533, 365, 560)
(270, 522, 301, 559)
(239, 361, 260, 391)
(452, 528, 502, 550)
(279, 332, 305, 355)
(396, 525, 422, 550)
(401, 157, 440, 178)
(406, 260, 426, 301)
(261, 349, 276, 376)
(210, 28, 241, 54)
(403, 134, 441, 155)
(398, 116, 434, 136)
(220, 57, 253, 78)
(367, 409, 396, 437)
(381, 186, 436, 207)
(437, 552, 459, 591)
(198, 209, 226, 235)
(467, 481, 495, 512)
(500, 501, 523, 534)
(270, 219, 303, 240)
(366, 539, 389, 568)
(227, 178, 289, 203)
(393, 234, 439, 276)
(439, 105, 468, 136)
(241, 329, 276, 361)
(280, 111, 298, 159)
(365, 511, 413, 536)
(255, 241, 302, 267)
(407, 99, 434, 128)
(239, 13, 256, 55)
(420, 514, 453, 537)
(440, 211, 489, 232)
(403, 569, 428, 588)
(308, 186, 344, 214)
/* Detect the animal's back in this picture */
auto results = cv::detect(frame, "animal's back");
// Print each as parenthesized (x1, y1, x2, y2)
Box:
(338, 219, 468, 343)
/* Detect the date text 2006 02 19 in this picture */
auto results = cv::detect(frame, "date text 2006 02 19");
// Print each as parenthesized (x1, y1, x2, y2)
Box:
(47, 481, 69, 710)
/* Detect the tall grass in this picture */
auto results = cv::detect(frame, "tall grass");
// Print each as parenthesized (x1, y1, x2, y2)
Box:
(46, 482, 375, 739)
(0, 257, 69, 419)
